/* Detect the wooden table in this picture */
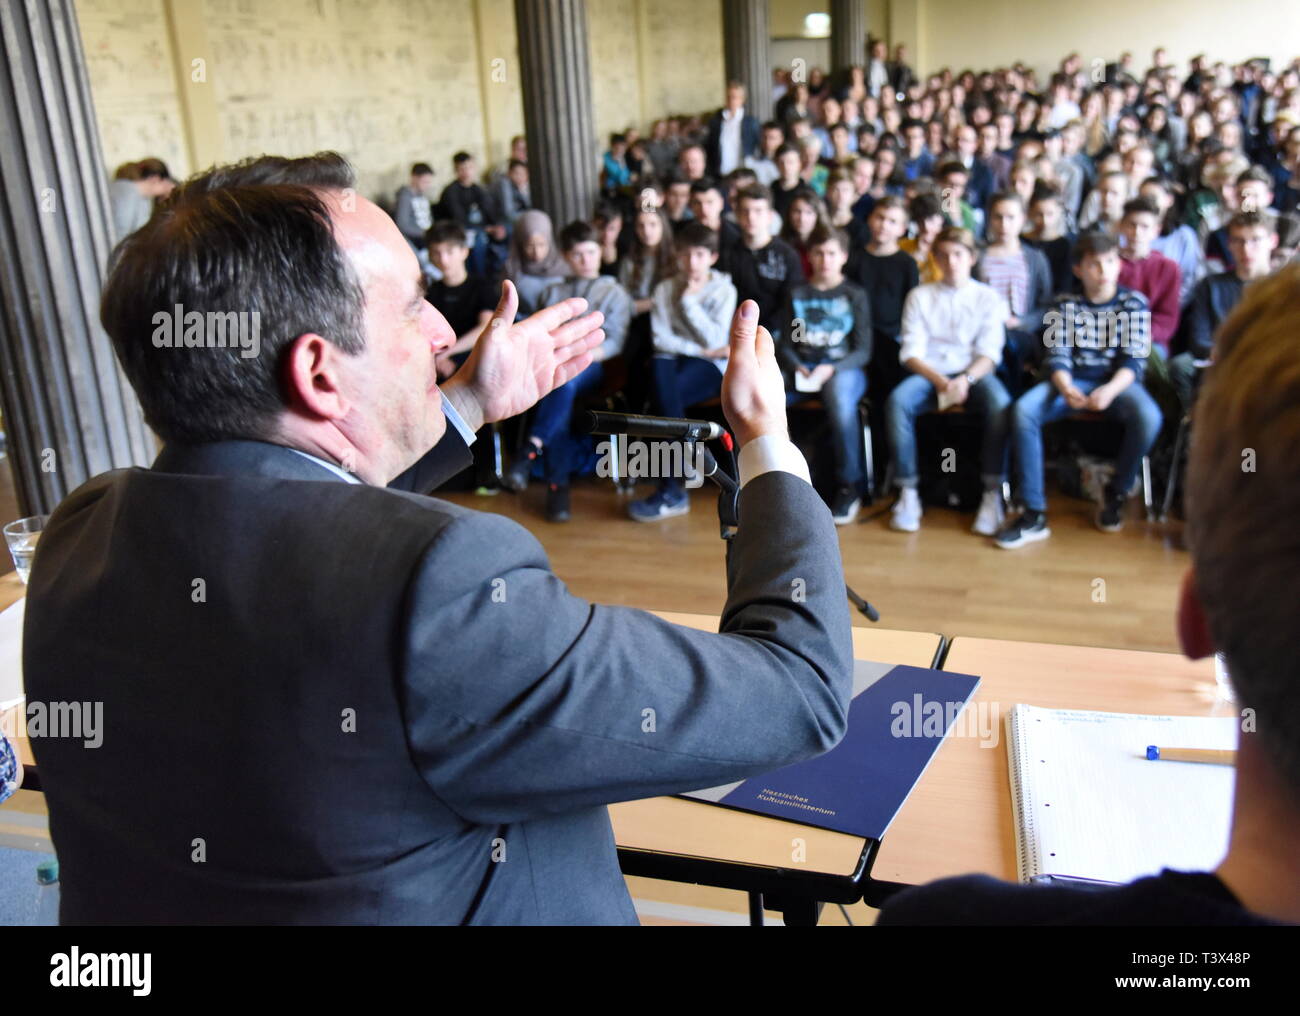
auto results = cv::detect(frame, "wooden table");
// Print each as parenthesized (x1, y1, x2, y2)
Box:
(610, 612, 944, 925)
(865, 636, 1231, 896)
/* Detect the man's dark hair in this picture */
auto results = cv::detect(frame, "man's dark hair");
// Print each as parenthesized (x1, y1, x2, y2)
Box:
(1122, 196, 1162, 220)
(452, 151, 474, 165)
(425, 220, 467, 247)
(559, 219, 599, 251)
(410, 162, 434, 177)
(677, 221, 719, 254)
(760, 119, 783, 133)
(935, 160, 968, 180)
(901, 117, 926, 134)
(610, 132, 627, 147)
(689, 177, 724, 198)
(100, 152, 367, 446)
(988, 190, 1025, 213)
(1237, 165, 1274, 189)
(1072, 230, 1120, 263)
(507, 158, 527, 172)
(775, 143, 802, 162)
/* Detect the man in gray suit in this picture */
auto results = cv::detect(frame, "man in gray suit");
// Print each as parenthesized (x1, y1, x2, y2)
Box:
(24, 153, 854, 925)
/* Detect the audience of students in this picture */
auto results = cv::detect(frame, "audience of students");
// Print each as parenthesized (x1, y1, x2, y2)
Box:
(417, 45, 1300, 542)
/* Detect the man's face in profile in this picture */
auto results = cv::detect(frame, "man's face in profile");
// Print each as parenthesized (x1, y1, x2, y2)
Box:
(327, 195, 453, 476)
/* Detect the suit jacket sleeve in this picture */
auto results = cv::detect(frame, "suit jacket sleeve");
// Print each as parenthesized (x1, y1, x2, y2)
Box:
(387, 426, 474, 494)
(397, 470, 854, 824)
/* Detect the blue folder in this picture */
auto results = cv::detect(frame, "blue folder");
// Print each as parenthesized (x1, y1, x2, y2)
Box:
(681, 661, 981, 840)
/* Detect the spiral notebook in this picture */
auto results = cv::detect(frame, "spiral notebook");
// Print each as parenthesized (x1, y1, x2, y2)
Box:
(1006, 705, 1237, 885)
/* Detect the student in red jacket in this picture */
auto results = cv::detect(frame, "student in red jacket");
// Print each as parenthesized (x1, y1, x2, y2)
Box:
(1117, 196, 1182, 417)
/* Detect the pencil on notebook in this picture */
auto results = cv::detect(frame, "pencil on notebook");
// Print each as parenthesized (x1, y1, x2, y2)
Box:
(1145, 745, 1236, 765)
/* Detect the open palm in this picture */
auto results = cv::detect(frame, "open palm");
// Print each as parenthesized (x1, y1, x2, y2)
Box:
(459, 280, 606, 423)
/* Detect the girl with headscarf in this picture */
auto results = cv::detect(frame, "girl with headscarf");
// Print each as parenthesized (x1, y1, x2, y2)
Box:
(503, 210, 568, 317)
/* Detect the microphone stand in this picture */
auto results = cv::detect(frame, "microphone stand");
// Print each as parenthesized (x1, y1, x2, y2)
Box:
(697, 440, 880, 624)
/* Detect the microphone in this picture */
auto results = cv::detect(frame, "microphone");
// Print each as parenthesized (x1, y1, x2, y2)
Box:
(585, 410, 727, 443)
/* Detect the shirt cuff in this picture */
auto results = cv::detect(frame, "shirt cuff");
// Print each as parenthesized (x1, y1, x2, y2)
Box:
(442, 397, 477, 447)
(737, 433, 812, 489)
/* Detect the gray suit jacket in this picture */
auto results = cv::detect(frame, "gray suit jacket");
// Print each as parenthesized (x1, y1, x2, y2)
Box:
(24, 427, 854, 924)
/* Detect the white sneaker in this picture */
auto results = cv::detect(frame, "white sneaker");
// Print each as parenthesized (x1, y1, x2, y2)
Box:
(890, 488, 922, 532)
(971, 488, 1006, 536)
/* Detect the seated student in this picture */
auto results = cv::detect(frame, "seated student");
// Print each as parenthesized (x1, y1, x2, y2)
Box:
(489, 158, 531, 227)
(592, 201, 625, 278)
(729, 185, 804, 333)
(1205, 167, 1274, 271)
(974, 192, 1054, 396)
(628, 222, 738, 522)
(799, 135, 830, 196)
(882, 267, 1300, 926)
(745, 121, 786, 187)
(425, 221, 497, 378)
(847, 196, 920, 400)
(1025, 185, 1076, 295)
(934, 160, 980, 234)
(1140, 176, 1204, 306)
(1117, 197, 1182, 413)
(1077, 169, 1129, 234)
(394, 162, 436, 262)
(888, 227, 1012, 537)
(688, 178, 743, 273)
(822, 122, 857, 169)
(601, 133, 632, 194)
(722, 166, 758, 213)
(780, 188, 829, 279)
(662, 172, 694, 233)
(677, 142, 708, 183)
(995, 233, 1161, 547)
(899, 192, 945, 284)
(1274, 211, 1300, 269)
(618, 206, 678, 316)
(1169, 210, 1278, 410)
(849, 154, 877, 223)
(504, 221, 633, 521)
(502, 209, 568, 317)
(776, 225, 872, 525)
(900, 118, 935, 180)
(824, 169, 869, 250)
(438, 151, 506, 277)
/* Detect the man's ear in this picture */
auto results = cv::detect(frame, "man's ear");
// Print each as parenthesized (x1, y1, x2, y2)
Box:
(282, 332, 352, 421)
(1177, 568, 1217, 660)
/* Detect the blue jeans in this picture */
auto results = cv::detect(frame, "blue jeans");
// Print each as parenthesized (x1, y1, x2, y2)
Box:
(787, 366, 868, 491)
(1012, 379, 1163, 513)
(886, 372, 1011, 490)
(529, 361, 605, 483)
(651, 355, 724, 495)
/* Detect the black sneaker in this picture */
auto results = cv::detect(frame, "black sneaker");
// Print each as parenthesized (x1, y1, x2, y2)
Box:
(1096, 487, 1125, 532)
(504, 444, 541, 492)
(831, 487, 861, 526)
(545, 483, 571, 523)
(995, 510, 1051, 549)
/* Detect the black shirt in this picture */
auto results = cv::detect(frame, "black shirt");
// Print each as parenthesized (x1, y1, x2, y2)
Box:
(728, 237, 805, 330)
(845, 248, 918, 338)
(877, 869, 1283, 926)
(426, 274, 497, 338)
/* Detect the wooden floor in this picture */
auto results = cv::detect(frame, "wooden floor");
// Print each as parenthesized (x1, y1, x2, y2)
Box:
(442, 478, 1190, 655)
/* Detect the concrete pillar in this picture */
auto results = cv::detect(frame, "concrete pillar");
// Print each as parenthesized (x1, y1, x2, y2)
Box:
(722, 0, 772, 123)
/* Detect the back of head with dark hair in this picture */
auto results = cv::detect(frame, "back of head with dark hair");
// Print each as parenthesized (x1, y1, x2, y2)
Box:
(559, 219, 599, 251)
(676, 221, 719, 254)
(100, 151, 366, 446)
(909, 192, 944, 222)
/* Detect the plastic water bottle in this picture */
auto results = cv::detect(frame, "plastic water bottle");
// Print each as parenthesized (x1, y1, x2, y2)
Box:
(36, 859, 59, 925)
